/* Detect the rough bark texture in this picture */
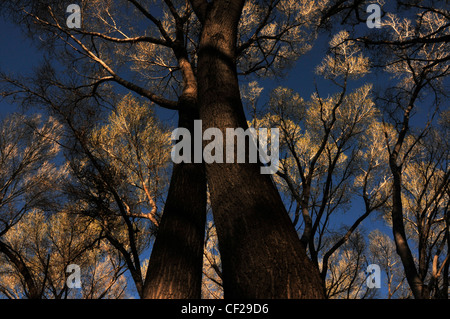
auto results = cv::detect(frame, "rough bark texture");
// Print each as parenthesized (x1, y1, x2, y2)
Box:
(142, 108, 207, 299)
(196, 0, 324, 299)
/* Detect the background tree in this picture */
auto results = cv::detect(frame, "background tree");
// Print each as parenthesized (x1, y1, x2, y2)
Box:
(65, 93, 173, 298)
(90, 93, 172, 227)
(368, 230, 408, 299)
(0, 209, 128, 299)
(324, 231, 375, 299)
(0, 113, 64, 299)
(316, 0, 449, 298)
(248, 31, 390, 294)
(0, 112, 127, 299)
(372, 7, 449, 299)
(381, 126, 449, 298)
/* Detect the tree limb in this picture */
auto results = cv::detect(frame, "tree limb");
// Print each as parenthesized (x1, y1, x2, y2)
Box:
(127, 0, 173, 43)
(0, 240, 40, 299)
(189, 0, 209, 24)
(73, 29, 171, 47)
(28, 8, 179, 110)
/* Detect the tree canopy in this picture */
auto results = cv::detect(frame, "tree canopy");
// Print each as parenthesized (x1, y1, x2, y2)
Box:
(0, 0, 448, 299)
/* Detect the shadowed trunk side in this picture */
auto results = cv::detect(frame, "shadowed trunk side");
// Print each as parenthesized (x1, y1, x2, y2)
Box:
(143, 106, 207, 299)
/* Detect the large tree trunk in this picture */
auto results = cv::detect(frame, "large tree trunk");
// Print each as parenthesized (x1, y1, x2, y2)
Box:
(195, 0, 324, 299)
(142, 107, 207, 299)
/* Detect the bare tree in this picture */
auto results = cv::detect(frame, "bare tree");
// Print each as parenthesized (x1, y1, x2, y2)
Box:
(0, 113, 64, 299)
(259, 32, 390, 293)
(325, 231, 375, 299)
(358, 5, 450, 299)
(0, 209, 128, 299)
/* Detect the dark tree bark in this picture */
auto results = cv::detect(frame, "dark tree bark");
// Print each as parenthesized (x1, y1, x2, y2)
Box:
(141, 5, 208, 298)
(194, 0, 324, 299)
(143, 106, 207, 299)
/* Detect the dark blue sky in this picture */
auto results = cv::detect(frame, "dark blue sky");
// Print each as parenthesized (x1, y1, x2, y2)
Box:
(0, 20, 37, 116)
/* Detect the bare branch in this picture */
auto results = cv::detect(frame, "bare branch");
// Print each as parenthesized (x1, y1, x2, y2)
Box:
(189, 0, 209, 24)
(127, 0, 173, 43)
(73, 29, 171, 47)
(25, 8, 179, 110)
